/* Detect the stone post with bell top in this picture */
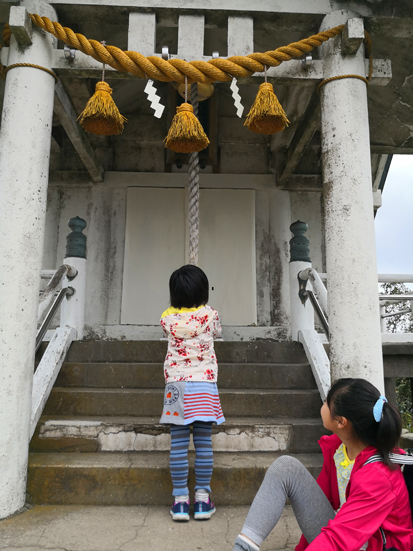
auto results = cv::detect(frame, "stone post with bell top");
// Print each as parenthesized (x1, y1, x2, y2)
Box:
(289, 221, 315, 341)
(60, 217, 88, 340)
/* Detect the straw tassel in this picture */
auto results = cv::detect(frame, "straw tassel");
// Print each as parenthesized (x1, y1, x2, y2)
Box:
(244, 82, 290, 135)
(77, 81, 127, 136)
(164, 103, 210, 153)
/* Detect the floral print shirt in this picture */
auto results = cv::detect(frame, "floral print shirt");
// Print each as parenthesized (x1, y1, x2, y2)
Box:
(161, 305, 221, 383)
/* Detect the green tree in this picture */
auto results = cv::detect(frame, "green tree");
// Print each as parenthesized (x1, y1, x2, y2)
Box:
(381, 282, 413, 430)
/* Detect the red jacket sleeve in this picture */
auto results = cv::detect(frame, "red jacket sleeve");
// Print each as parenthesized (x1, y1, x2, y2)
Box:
(306, 466, 395, 551)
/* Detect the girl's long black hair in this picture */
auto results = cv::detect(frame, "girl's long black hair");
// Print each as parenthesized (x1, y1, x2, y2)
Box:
(327, 378, 402, 468)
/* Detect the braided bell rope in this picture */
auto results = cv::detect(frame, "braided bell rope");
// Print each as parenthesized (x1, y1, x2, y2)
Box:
(25, 14, 348, 84)
(188, 83, 200, 266)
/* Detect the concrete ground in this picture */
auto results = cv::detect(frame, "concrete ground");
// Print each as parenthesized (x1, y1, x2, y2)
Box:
(0, 505, 301, 551)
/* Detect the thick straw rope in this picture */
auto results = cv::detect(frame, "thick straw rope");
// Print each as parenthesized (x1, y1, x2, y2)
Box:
(317, 73, 369, 93)
(2, 17, 373, 88)
(3, 62, 58, 82)
(27, 14, 347, 84)
(188, 83, 200, 266)
(317, 33, 373, 91)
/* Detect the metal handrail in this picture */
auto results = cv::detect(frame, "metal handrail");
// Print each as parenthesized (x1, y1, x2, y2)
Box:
(35, 287, 74, 352)
(298, 268, 328, 316)
(297, 269, 412, 340)
(38, 264, 77, 323)
(302, 290, 330, 338)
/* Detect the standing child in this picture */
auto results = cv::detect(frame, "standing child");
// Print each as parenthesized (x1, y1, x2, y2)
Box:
(160, 264, 225, 522)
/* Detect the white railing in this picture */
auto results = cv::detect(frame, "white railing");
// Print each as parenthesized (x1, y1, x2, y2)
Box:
(31, 261, 86, 439)
(31, 325, 76, 438)
(311, 272, 413, 335)
(317, 273, 413, 283)
(31, 218, 87, 439)
(291, 267, 413, 401)
(289, 257, 331, 401)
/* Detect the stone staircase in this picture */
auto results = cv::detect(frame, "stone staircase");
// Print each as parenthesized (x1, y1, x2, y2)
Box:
(29, 341, 327, 506)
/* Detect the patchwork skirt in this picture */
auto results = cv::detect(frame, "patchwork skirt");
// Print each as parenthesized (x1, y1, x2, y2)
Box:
(159, 381, 225, 426)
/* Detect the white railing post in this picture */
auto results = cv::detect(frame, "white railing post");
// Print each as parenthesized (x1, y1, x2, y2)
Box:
(289, 221, 314, 341)
(289, 221, 331, 401)
(60, 217, 87, 340)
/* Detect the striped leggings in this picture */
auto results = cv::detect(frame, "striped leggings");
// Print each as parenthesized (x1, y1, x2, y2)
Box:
(170, 421, 213, 496)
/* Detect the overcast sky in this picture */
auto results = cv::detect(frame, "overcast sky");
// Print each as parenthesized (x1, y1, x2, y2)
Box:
(375, 155, 413, 277)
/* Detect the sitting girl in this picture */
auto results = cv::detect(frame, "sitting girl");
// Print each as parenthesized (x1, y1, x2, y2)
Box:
(233, 378, 413, 551)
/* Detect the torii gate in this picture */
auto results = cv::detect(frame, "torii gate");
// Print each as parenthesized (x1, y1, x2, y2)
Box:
(0, 0, 391, 519)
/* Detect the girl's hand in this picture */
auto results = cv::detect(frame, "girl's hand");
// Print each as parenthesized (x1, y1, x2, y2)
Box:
(212, 311, 222, 339)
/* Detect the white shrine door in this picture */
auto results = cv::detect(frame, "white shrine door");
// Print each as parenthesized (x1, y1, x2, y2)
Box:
(121, 187, 256, 325)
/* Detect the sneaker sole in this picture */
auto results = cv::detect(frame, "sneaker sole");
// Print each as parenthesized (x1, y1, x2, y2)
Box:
(194, 507, 216, 520)
(170, 511, 190, 522)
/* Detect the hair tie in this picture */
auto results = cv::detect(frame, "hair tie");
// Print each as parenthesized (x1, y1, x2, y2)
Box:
(373, 395, 387, 422)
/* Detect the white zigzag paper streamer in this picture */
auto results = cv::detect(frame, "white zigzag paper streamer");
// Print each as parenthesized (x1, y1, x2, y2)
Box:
(144, 79, 165, 119)
(230, 78, 244, 118)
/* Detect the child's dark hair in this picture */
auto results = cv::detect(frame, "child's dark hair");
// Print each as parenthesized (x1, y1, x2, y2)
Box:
(169, 265, 209, 309)
(327, 378, 402, 468)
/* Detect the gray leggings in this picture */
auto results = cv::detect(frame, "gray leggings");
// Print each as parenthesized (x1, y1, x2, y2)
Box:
(241, 455, 335, 546)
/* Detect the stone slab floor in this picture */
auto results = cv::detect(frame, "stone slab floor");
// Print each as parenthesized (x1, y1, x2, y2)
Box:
(0, 505, 301, 551)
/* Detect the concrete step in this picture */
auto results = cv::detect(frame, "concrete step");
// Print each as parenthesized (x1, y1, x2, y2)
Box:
(31, 416, 328, 454)
(47, 340, 308, 364)
(27, 451, 323, 506)
(56, 362, 315, 389)
(43, 388, 322, 418)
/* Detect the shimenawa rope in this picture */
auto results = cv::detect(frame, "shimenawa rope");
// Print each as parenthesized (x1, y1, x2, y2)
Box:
(26, 14, 348, 84)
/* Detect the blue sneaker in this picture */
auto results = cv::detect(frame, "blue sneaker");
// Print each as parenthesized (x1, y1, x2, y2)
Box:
(194, 498, 216, 520)
(170, 500, 190, 521)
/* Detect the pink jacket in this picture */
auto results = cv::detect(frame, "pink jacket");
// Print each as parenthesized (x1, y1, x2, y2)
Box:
(296, 434, 413, 551)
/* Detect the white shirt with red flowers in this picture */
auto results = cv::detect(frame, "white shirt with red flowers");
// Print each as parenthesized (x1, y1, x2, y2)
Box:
(161, 305, 221, 383)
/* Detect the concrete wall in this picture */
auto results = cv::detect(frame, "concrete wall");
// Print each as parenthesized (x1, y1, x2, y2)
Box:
(43, 172, 324, 340)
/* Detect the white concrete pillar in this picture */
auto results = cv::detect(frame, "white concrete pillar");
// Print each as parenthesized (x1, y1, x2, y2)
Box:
(0, 0, 57, 519)
(319, 11, 384, 392)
